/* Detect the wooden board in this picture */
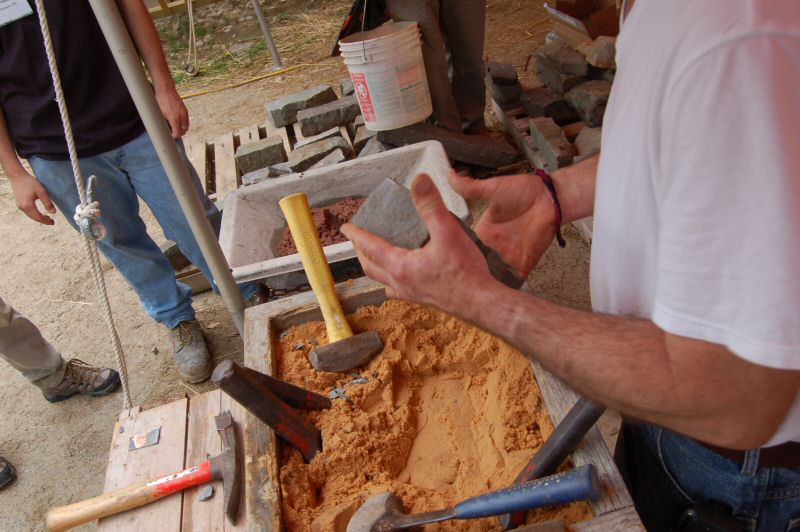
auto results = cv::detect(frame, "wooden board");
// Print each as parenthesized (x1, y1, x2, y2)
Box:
(147, 0, 222, 20)
(181, 390, 248, 531)
(236, 125, 261, 147)
(186, 141, 210, 193)
(213, 132, 238, 202)
(98, 400, 189, 531)
(242, 277, 642, 530)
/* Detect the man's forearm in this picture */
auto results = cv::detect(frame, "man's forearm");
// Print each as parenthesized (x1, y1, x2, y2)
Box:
(465, 281, 799, 449)
(116, 0, 175, 90)
(0, 108, 28, 180)
(552, 153, 598, 223)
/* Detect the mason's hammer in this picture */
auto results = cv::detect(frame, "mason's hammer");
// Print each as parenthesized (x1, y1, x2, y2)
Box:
(46, 411, 241, 531)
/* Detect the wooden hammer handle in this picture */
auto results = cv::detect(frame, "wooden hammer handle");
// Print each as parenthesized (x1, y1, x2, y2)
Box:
(46, 460, 213, 531)
(279, 193, 353, 343)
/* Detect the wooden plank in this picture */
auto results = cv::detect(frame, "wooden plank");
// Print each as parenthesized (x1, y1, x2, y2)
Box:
(98, 400, 189, 531)
(338, 125, 354, 154)
(571, 506, 644, 531)
(182, 390, 248, 531)
(156, 0, 171, 15)
(148, 0, 220, 20)
(236, 125, 261, 147)
(264, 120, 291, 155)
(213, 132, 238, 202)
(186, 140, 210, 193)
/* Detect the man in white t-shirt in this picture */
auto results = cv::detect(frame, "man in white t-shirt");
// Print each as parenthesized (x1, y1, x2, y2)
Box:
(342, 0, 800, 529)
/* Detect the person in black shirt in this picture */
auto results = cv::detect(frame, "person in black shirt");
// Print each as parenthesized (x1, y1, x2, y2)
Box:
(0, 0, 255, 383)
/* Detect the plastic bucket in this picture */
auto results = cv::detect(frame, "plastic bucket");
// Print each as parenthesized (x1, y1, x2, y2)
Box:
(339, 22, 432, 131)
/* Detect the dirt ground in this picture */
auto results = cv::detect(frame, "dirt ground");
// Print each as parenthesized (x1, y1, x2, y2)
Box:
(0, 1, 617, 530)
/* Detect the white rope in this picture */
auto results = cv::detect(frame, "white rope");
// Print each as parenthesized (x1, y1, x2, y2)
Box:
(34, 0, 132, 410)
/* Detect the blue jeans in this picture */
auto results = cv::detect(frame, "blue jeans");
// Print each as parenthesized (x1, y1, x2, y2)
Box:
(30, 132, 255, 329)
(615, 422, 800, 531)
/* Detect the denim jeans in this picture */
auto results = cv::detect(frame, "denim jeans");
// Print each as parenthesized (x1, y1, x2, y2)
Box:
(615, 422, 800, 531)
(29, 132, 255, 329)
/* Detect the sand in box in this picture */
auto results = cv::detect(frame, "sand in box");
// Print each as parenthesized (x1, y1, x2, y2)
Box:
(276, 299, 593, 531)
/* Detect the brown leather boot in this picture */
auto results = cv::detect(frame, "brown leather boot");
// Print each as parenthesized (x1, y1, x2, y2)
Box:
(41, 359, 120, 403)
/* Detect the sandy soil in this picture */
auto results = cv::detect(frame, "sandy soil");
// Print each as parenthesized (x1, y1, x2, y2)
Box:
(0, 1, 618, 530)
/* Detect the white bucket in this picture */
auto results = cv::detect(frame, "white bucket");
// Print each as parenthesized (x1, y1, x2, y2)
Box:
(339, 22, 432, 131)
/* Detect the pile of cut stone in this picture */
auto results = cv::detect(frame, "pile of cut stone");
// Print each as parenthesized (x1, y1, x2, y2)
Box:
(236, 79, 384, 187)
(487, 34, 616, 171)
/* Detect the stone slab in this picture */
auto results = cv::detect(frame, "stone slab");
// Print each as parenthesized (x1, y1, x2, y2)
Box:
(265, 84, 337, 128)
(565, 80, 612, 127)
(309, 149, 346, 170)
(296, 95, 361, 137)
(488, 78, 523, 104)
(377, 123, 517, 168)
(351, 178, 429, 250)
(536, 62, 588, 94)
(353, 126, 377, 153)
(159, 239, 191, 271)
(357, 136, 387, 158)
(529, 116, 576, 170)
(581, 36, 616, 70)
(574, 126, 602, 157)
(234, 136, 286, 175)
(486, 62, 518, 86)
(242, 167, 275, 186)
(521, 87, 577, 126)
(287, 136, 352, 172)
(535, 39, 589, 77)
(339, 78, 354, 96)
(293, 127, 342, 150)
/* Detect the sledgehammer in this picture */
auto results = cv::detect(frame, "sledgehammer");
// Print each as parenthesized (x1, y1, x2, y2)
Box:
(279, 193, 383, 372)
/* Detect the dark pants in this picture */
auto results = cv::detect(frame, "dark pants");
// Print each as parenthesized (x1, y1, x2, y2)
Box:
(615, 422, 800, 531)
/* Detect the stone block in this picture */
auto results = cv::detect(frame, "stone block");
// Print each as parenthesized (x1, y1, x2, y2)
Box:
(353, 125, 377, 153)
(339, 78, 354, 96)
(565, 80, 611, 127)
(536, 39, 589, 78)
(488, 77, 523, 104)
(293, 127, 342, 150)
(529, 116, 576, 170)
(351, 179, 429, 250)
(287, 136, 351, 172)
(536, 62, 588, 94)
(357, 136, 387, 158)
(158, 239, 190, 271)
(582, 36, 616, 69)
(574, 126, 602, 157)
(520, 87, 577, 126)
(265, 84, 337, 128)
(378, 123, 517, 168)
(270, 162, 293, 176)
(309, 149, 346, 170)
(241, 167, 275, 186)
(234, 136, 286, 175)
(486, 62, 518, 86)
(296, 95, 361, 137)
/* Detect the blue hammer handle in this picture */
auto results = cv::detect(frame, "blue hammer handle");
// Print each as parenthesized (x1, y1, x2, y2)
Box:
(454, 464, 600, 520)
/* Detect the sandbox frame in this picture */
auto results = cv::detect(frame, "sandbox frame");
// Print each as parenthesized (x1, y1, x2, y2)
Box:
(241, 277, 644, 531)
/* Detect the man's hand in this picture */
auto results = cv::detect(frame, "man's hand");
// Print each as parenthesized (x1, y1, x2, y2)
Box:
(155, 86, 189, 139)
(341, 173, 495, 315)
(449, 171, 556, 277)
(8, 171, 57, 225)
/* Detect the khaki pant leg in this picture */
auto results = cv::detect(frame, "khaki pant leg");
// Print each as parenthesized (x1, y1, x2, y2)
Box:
(0, 296, 65, 389)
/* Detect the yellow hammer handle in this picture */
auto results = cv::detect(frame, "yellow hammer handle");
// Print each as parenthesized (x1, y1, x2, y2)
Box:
(279, 193, 353, 343)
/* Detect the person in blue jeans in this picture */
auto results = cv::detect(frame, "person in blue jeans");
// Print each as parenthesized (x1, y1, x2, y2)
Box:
(0, 0, 254, 383)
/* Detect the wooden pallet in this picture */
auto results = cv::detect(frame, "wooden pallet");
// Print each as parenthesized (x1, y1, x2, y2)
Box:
(97, 390, 250, 531)
(185, 122, 354, 205)
(242, 277, 644, 530)
(492, 98, 595, 243)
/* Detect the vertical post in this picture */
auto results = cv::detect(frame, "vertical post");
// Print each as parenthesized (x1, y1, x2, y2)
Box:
(249, 0, 284, 69)
(87, 0, 245, 336)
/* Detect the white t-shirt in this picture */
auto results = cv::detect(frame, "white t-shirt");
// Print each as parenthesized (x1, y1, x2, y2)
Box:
(591, 0, 800, 445)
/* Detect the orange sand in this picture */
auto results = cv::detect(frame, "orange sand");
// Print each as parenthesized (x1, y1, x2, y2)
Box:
(276, 300, 592, 531)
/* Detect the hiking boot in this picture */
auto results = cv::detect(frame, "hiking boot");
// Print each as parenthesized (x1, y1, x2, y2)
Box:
(0, 456, 15, 490)
(42, 359, 121, 403)
(168, 319, 211, 383)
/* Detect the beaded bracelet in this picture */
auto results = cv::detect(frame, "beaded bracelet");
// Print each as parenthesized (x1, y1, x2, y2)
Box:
(535, 169, 566, 248)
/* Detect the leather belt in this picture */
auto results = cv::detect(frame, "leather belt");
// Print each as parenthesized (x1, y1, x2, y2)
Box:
(701, 440, 800, 470)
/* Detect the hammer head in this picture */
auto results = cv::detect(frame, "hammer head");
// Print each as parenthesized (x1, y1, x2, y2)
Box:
(310, 330, 383, 372)
(346, 492, 404, 532)
(210, 411, 241, 524)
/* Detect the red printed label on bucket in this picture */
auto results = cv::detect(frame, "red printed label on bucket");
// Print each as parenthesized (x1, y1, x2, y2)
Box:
(351, 73, 376, 123)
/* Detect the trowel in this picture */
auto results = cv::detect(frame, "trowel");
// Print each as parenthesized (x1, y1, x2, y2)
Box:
(346, 464, 600, 531)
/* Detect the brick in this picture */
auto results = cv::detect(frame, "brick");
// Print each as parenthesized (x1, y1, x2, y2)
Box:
(287, 136, 351, 172)
(529, 116, 576, 170)
(565, 80, 611, 127)
(158, 240, 190, 271)
(520, 87, 577, 126)
(351, 179, 429, 250)
(583, 36, 616, 69)
(265, 84, 337, 128)
(378, 123, 517, 168)
(536, 39, 589, 77)
(357, 136, 387, 158)
(241, 167, 276, 186)
(574, 126, 602, 157)
(486, 62, 518, 86)
(296, 95, 361, 137)
(293, 127, 342, 150)
(339, 78, 354, 96)
(309, 149, 346, 170)
(353, 125, 377, 153)
(234, 136, 286, 175)
(536, 62, 588, 94)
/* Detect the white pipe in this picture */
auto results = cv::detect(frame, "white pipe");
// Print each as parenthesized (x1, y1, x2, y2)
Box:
(87, 0, 245, 336)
